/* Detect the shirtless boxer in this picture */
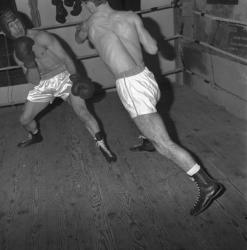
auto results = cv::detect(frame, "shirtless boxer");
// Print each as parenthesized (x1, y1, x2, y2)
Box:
(0, 9, 116, 163)
(74, 0, 224, 215)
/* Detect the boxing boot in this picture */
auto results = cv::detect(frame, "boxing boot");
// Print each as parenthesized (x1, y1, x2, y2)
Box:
(17, 130, 43, 148)
(70, 0, 82, 16)
(190, 168, 225, 216)
(129, 135, 156, 152)
(94, 132, 117, 163)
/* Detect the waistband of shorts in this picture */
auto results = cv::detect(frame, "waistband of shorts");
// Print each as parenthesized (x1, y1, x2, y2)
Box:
(40, 65, 67, 80)
(116, 64, 145, 80)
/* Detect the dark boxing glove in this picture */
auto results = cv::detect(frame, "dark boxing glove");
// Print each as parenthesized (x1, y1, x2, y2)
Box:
(70, 0, 82, 16)
(64, 0, 75, 7)
(14, 36, 36, 69)
(70, 74, 95, 99)
(55, 0, 68, 24)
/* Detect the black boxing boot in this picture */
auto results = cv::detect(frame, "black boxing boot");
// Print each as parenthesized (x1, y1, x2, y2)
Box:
(94, 132, 117, 163)
(17, 130, 43, 148)
(190, 168, 225, 216)
(129, 135, 156, 152)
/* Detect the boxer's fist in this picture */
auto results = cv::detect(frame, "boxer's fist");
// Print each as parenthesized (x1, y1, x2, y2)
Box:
(14, 36, 36, 69)
(70, 74, 95, 99)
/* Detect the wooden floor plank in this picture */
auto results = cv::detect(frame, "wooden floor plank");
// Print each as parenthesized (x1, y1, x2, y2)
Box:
(0, 84, 246, 250)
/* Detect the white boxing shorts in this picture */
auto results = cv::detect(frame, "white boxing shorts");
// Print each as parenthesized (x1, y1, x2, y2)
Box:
(27, 70, 72, 103)
(116, 65, 161, 118)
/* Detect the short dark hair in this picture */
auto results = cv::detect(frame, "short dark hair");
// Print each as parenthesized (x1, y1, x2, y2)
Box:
(82, 0, 107, 7)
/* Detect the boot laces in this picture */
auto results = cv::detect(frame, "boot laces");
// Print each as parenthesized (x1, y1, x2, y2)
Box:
(193, 182, 201, 207)
(138, 135, 146, 141)
(134, 135, 147, 147)
(96, 139, 113, 156)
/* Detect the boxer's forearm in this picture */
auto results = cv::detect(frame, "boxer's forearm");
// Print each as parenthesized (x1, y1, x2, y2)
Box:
(63, 55, 77, 75)
(26, 67, 40, 85)
(75, 23, 88, 44)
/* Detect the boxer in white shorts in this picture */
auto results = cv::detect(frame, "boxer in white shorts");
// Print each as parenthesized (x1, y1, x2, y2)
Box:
(0, 9, 116, 163)
(74, 0, 224, 216)
(27, 68, 72, 103)
(116, 65, 160, 118)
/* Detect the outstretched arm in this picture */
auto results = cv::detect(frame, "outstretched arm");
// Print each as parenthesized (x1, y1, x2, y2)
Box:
(35, 31, 77, 75)
(134, 14, 158, 55)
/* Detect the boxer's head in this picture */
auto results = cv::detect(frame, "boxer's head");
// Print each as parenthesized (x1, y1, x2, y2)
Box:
(0, 9, 26, 39)
(82, 0, 108, 12)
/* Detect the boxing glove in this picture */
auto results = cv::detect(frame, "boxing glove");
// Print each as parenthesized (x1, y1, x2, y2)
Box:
(64, 0, 74, 7)
(56, 0, 68, 23)
(70, 0, 82, 16)
(14, 36, 36, 69)
(52, 0, 59, 5)
(70, 74, 95, 99)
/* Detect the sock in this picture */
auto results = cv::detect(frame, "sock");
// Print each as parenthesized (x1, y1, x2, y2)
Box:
(32, 129, 39, 135)
(94, 131, 104, 141)
(187, 163, 201, 176)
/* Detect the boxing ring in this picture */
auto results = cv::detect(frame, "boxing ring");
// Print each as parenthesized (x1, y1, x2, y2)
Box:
(0, 0, 246, 106)
(0, 2, 182, 73)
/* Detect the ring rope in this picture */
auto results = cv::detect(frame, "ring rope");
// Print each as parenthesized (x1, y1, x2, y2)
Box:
(184, 68, 247, 102)
(77, 53, 99, 61)
(2, 33, 246, 72)
(182, 36, 247, 65)
(1, 34, 180, 72)
(193, 11, 247, 27)
(0, 65, 21, 72)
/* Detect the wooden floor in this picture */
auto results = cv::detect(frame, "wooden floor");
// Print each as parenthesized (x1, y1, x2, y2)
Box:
(0, 83, 246, 250)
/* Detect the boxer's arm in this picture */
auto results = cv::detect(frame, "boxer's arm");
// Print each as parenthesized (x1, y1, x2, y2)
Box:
(13, 52, 27, 73)
(134, 14, 158, 55)
(75, 22, 88, 44)
(35, 31, 77, 75)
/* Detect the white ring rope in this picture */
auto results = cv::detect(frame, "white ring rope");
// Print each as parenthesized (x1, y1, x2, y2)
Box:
(182, 36, 247, 65)
(1, 34, 181, 72)
(193, 10, 247, 27)
(184, 69, 247, 102)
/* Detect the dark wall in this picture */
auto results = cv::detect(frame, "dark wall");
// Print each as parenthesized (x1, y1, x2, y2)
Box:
(107, 0, 124, 10)
(0, 0, 17, 11)
(107, 0, 140, 11)
(123, 0, 140, 11)
(0, 1, 25, 87)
